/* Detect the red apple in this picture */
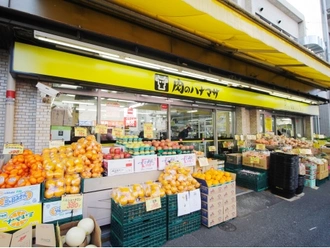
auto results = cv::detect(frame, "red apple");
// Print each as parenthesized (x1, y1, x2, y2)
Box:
(114, 148, 121, 154)
(124, 153, 131, 158)
(120, 153, 125, 159)
(113, 154, 120, 159)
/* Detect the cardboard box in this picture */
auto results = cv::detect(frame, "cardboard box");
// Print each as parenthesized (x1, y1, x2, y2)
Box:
(201, 208, 223, 219)
(103, 158, 134, 176)
(242, 156, 269, 170)
(42, 201, 83, 223)
(157, 155, 180, 170)
(223, 195, 236, 206)
(201, 193, 222, 203)
(134, 155, 158, 172)
(320, 148, 330, 154)
(0, 203, 42, 232)
(200, 185, 221, 195)
(0, 184, 41, 209)
(10, 225, 33, 247)
(177, 153, 196, 167)
(57, 216, 101, 247)
(224, 202, 237, 213)
(316, 163, 327, 172)
(0, 232, 12, 247)
(201, 200, 222, 210)
(226, 153, 242, 165)
(201, 215, 224, 228)
(35, 224, 56, 247)
(51, 108, 65, 126)
(223, 208, 237, 221)
(316, 170, 329, 180)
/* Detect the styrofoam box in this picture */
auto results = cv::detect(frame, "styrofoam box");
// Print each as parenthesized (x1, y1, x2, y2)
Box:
(157, 155, 180, 170)
(103, 159, 134, 176)
(0, 184, 41, 209)
(42, 200, 83, 223)
(134, 155, 158, 172)
(177, 153, 197, 166)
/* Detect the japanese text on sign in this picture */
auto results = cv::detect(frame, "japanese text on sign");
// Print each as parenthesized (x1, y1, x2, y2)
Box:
(250, 156, 260, 164)
(74, 127, 87, 137)
(113, 128, 124, 138)
(49, 140, 64, 148)
(146, 197, 161, 212)
(124, 117, 137, 127)
(172, 79, 219, 99)
(95, 124, 107, 134)
(143, 123, 153, 139)
(3, 144, 24, 155)
(61, 194, 83, 211)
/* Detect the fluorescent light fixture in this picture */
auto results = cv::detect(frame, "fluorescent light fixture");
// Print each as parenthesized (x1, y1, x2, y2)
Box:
(187, 110, 198, 113)
(34, 30, 119, 58)
(271, 92, 290, 98)
(58, 84, 79, 89)
(130, 103, 144, 108)
(66, 94, 75, 97)
(125, 57, 161, 69)
(63, 100, 94, 105)
(251, 87, 271, 94)
(76, 108, 86, 111)
(107, 99, 135, 103)
(192, 104, 199, 107)
(111, 91, 118, 93)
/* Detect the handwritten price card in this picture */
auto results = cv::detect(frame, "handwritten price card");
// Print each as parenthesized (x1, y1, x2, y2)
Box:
(61, 194, 83, 211)
(146, 197, 161, 212)
(113, 128, 124, 138)
(208, 146, 216, 152)
(144, 123, 153, 139)
(250, 156, 260, 164)
(49, 140, 64, 148)
(198, 157, 209, 167)
(256, 144, 266, 150)
(3, 143, 24, 155)
(95, 124, 107, 134)
(74, 127, 87, 137)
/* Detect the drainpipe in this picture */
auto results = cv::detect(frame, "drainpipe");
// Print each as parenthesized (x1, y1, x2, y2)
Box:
(320, 0, 330, 62)
(4, 55, 16, 161)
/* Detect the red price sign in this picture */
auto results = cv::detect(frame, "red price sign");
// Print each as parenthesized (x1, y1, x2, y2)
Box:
(61, 194, 83, 211)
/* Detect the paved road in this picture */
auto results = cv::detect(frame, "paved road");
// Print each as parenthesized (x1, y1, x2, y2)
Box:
(163, 181, 330, 247)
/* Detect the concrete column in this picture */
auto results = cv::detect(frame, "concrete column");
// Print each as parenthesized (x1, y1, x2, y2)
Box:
(249, 109, 260, 134)
(304, 116, 313, 140)
(4, 57, 15, 144)
(235, 107, 250, 135)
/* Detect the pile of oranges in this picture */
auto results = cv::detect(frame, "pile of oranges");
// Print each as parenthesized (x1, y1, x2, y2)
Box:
(158, 162, 201, 195)
(0, 149, 45, 188)
(42, 135, 103, 199)
(192, 168, 233, 187)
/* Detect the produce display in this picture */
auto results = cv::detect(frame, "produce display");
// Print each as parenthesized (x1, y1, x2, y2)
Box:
(158, 162, 200, 194)
(111, 181, 165, 206)
(192, 168, 233, 187)
(152, 139, 194, 155)
(43, 135, 103, 199)
(62, 217, 95, 247)
(103, 147, 132, 160)
(0, 149, 45, 188)
(242, 150, 270, 159)
(256, 134, 312, 148)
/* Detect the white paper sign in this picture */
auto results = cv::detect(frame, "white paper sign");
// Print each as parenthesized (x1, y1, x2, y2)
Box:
(189, 189, 201, 212)
(177, 191, 190, 217)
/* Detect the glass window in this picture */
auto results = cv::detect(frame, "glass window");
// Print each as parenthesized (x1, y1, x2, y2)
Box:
(216, 111, 233, 139)
(100, 99, 167, 142)
(276, 117, 294, 137)
(170, 107, 213, 140)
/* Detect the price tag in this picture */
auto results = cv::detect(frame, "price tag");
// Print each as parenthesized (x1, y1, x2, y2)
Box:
(234, 135, 240, 141)
(143, 123, 153, 139)
(61, 194, 83, 211)
(146, 197, 161, 212)
(49, 140, 64, 148)
(198, 157, 209, 167)
(238, 140, 245, 146)
(256, 144, 265, 150)
(74, 127, 87, 137)
(256, 133, 262, 139)
(3, 143, 24, 155)
(250, 156, 260, 164)
(113, 128, 124, 138)
(208, 146, 216, 152)
(95, 124, 107, 134)
(246, 135, 256, 140)
(313, 143, 320, 148)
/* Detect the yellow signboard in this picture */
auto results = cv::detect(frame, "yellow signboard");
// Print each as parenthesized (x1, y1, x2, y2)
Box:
(143, 123, 153, 139)
(265, 116, 272, 132)
(74, 127, 87, 137)
(12, 42, 318, 115)
(113, 127, 124, 138)
(95, 124, 107, 134)
(61, 194, 83, 211)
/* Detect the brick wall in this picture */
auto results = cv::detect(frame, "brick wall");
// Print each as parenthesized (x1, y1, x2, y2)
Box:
(0, 50, 8, 154)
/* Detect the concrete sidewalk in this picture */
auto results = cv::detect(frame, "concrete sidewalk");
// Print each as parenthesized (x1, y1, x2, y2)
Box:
(103, 181, 330, 247)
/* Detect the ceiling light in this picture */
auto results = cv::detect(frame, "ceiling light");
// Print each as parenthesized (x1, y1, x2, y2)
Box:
(58, 84, 79, 89)
(107, 99, 135, 103)
(62, 100, 94, 105)
(66, 94, 75, 97)
(271, 92, 290, 98)
(111, 91, 118, 93)
(251, 87, 271, 94)
(187, 110, 198, 113)
(130, 103, 144, 108)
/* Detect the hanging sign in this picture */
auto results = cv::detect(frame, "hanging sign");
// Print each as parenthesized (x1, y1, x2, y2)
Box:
(146, 197, 161, 212)
(61, 194, 83, 211)
(256, 144, 266, 150)
(144, 123, 153, 139)
(113, 127, 124, 138)
(161, 104, 168, 110)
(265, 116, 273, 132)
(124, 117, 137, 127)
(95, 124, 107, 134)
(208, 146, 216, 152)
(74, 127, 87, 137)
(49, 140, 64, 148)
(3, 143, 24, 155)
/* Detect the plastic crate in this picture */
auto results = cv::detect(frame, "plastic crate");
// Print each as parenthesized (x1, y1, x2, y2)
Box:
(270, 187, 296, 199)
(316, 176, 329, 187)
(168, 209, 201, 224)
(110, 227, 167, 247)
(110, 211, 166, 241)
(167, 213, 201, 240)
(236, 169, 268, 192)
(225, 163, 242, 171)
(111, 197, 167, 225)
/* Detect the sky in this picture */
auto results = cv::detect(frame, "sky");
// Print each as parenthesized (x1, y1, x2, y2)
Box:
(286, 0, 323, 38)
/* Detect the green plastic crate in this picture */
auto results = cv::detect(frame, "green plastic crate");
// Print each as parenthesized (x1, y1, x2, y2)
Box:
(110, 211, 166, 241)
(168, 209, 201, 224)
(316, 176, 329, 187)
(43, 215, 83, 226)
(167, 194, 178, 211)
(236, 169, 268, 192)
(167, 213, 201, 240)
(242, 165, 269, 173)
(110, 227, 167, 247)
(111, 197, 167, 225)
(225, 162, 242, 171)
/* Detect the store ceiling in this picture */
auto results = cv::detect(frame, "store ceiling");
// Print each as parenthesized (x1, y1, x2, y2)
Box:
(102, 0, 330, 88)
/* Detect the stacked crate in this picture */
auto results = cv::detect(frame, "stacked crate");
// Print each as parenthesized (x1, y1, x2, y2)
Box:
(110, 197, 167, 247)
(305, 164, 316, 188)
(225, 153, 242, 173)
(316, 161, 329, 186)
(167, 194, 201, 240)
(236, 169, 268, 192)
(199, 175, 236, 228)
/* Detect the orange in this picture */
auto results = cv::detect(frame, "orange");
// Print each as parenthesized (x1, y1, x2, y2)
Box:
(45, 170, 54, 179)
(71, 177, 81, 187)
(56, 178, 65, 187)
(37, 177, 45, 184)
(45, 179, 56, 189)
(29, 177, 37, 185)
(66, 166, 75, 175)
(70, 186, 80, 194)
(75, 163, 84, 173)
(64, 176, 72, 186)
(44, 189, 54, 199)
(54, 187, 65, 197)
(65, 185, 71, 194)
(53, 169, 64, 178)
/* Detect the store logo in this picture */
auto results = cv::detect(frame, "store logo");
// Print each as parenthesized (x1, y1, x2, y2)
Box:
(0, 191, 33, 208)
(5, 210, 34, 228)
(154, 74, 169, 92)
(49, 206, 61, 216)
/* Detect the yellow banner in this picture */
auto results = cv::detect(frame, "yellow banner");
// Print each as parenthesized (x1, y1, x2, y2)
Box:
(143, 123, 153, 139)
(265, 116, 272, 132)
(12, 42, 318, 115)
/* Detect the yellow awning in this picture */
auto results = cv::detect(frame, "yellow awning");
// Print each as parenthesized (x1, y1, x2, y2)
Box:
(111, 0, 330, 88)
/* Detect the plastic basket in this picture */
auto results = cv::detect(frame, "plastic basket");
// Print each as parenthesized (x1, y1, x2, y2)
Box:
(167, 209, 201, 225)
(225, 163, 242, 171)
(316, 177, 329, 187)
(111, 197, 167, 225)
(110, 227, 167, 247)
(236, 169, 268, 192)
(110, 211, 166, 241)
(167, 213, 201, 240)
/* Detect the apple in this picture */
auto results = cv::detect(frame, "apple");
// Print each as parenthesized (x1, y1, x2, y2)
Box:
(189, 145, 194, 150)
(120, 153, 125, 159)
(109, 147, 115, 154)
(114, 148, 121, 155)
(124, 153, 131, 158)
(113, 154, 120, 159)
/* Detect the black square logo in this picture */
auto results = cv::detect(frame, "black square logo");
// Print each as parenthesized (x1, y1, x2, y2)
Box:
(154, 74, 169, 92)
